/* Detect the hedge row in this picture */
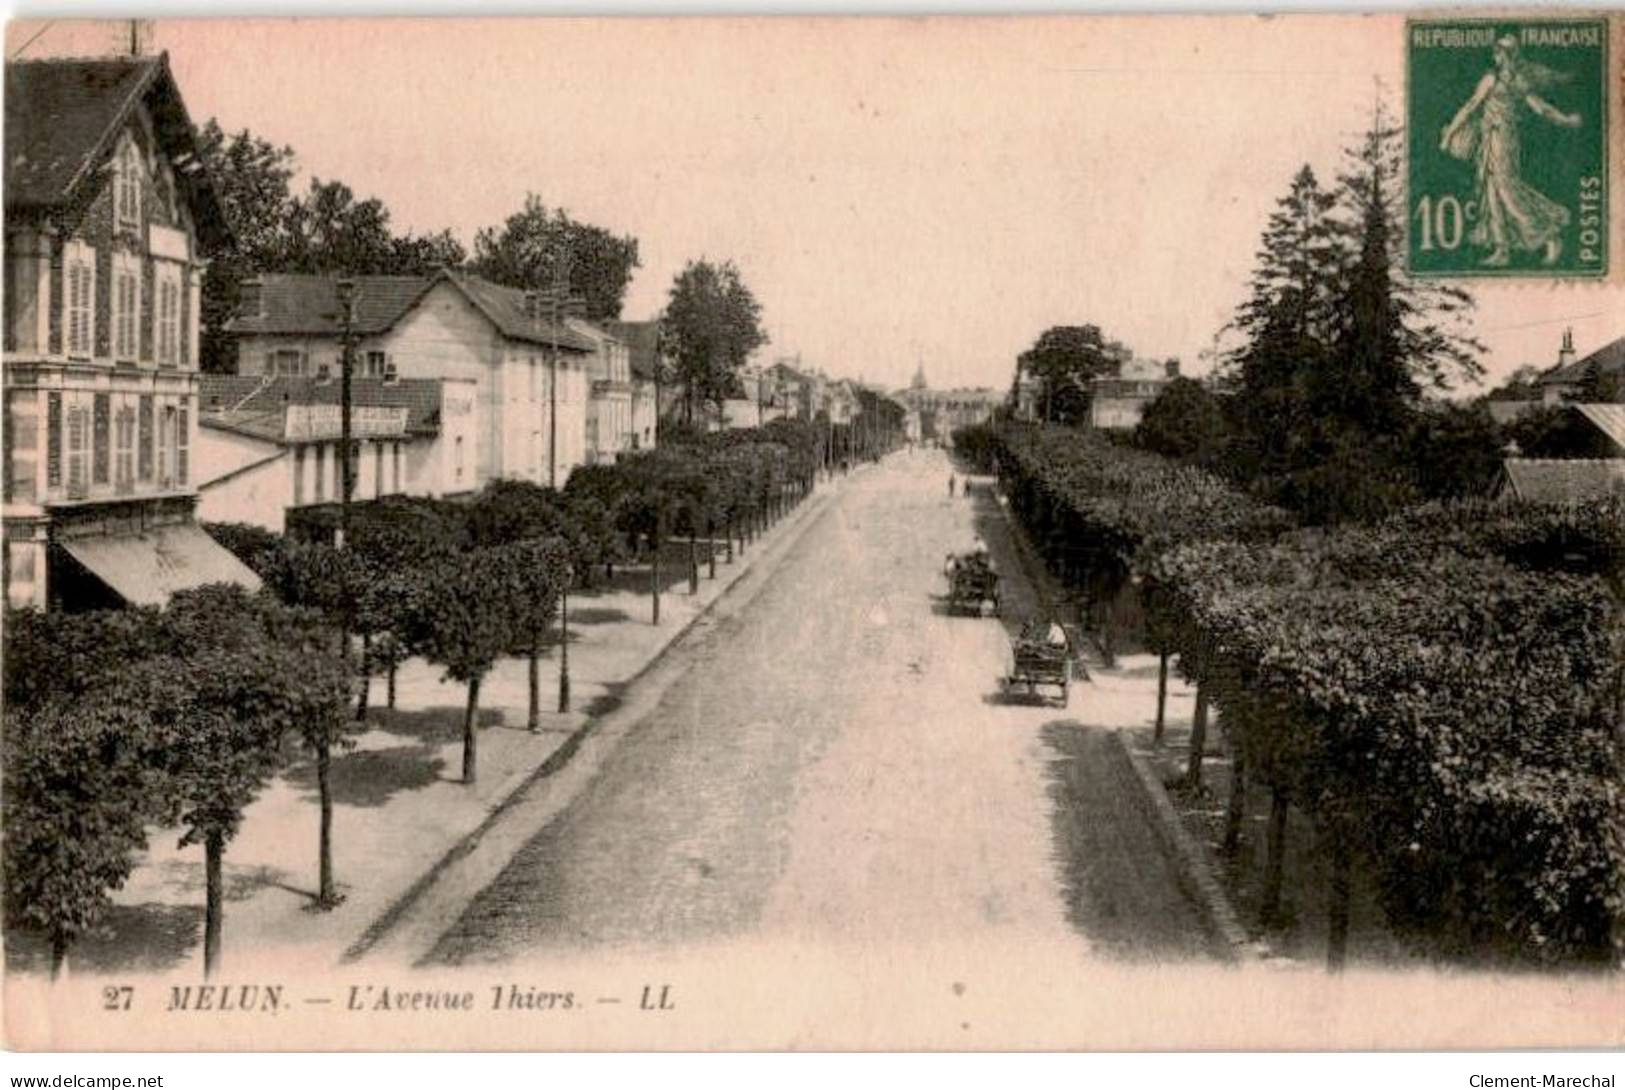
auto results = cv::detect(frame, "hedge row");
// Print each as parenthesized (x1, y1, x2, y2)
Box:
(1150, 512, 1623, 963)
(989, 421, 1624, 964)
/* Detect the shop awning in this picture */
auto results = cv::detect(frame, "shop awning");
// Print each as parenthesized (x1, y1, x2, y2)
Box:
(59, 523, 263, 607)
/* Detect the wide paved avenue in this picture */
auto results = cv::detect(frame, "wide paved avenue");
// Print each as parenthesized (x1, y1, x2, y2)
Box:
(428, 449, 1216, 965)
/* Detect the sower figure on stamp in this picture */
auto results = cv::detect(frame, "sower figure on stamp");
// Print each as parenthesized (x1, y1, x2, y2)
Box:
(1440, 34, 1583, 267)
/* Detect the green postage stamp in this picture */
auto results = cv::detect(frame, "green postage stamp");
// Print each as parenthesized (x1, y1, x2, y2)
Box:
(1407, 18, 1608, 278)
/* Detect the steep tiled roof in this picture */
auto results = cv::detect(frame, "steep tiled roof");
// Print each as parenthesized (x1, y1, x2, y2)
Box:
(1501, 458, 1625, 505)
(1575, 403, 1625, 453)
(1539, 335, 1625, 387)
(444, 272, 594, 352)
(198, 374, 444, 442)
(603, 320, 663, 381)
(227, 274, 432, 336)
(226, 270, 594, 352)
(5, 53, 230, 251)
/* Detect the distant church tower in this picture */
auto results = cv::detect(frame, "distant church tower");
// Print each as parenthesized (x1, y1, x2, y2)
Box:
(911, 360, 928, 390)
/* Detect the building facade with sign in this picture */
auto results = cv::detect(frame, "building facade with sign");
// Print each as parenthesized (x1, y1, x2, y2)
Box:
(3, 53, 260, 610)
(195, 374, 478, 532)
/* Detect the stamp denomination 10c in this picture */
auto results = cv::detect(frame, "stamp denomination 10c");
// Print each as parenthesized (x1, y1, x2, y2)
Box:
(1407, 18, 1608, 279)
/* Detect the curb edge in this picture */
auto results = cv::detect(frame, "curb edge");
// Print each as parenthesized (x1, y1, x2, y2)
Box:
(341, 478, 846, 964)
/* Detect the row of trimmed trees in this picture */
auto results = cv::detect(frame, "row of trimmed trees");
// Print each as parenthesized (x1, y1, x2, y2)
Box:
(3, 420, 826, 980)
(987, 420, 1625, 968)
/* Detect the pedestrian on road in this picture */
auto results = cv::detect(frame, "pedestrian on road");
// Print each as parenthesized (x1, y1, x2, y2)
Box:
(948, 474, 956, 498)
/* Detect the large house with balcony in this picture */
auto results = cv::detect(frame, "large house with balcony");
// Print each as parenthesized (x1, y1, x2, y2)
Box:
(227, 270, 597, 493)
(195, 373, 479, 532)
(3, 53, 260, 610)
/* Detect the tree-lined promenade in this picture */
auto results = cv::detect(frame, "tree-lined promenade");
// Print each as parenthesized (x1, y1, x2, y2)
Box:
(1, 417, 905, 980)
(963, 414, 1623, 968)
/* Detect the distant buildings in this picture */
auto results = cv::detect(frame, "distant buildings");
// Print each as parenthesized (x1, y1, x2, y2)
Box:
(601, 320, 663, 452)
(3, 54, 261, 610)
(1535, 329, 1624, 404)
(1497, 390, 1625, 506)
(894, 364, 1001, 441)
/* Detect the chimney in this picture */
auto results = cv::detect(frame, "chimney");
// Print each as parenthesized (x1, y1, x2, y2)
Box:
(1557, 328, 1576, 368)
(1165, 357, 1180, 379)
(240, 277, 265, 319)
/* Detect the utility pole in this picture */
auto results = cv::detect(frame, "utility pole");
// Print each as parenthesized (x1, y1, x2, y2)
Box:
(652, 320, 665, 447)
(336, 279, 358, 551)
(548, 290, 559, 490)
(547, 250, 572, 488)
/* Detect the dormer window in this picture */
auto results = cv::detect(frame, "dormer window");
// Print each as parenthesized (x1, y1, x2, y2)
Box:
(116, 141, 143, 228)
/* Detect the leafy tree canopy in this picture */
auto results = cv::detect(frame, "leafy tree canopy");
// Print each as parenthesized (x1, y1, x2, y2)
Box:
(471, 194, 640, 322)
(661, 259, 767, 423)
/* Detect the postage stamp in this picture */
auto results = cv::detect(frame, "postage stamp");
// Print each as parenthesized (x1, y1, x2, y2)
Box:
(1407, 17, 1609, 278)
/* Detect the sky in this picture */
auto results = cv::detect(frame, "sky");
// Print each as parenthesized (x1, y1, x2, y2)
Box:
(8, 12, 1622, 394)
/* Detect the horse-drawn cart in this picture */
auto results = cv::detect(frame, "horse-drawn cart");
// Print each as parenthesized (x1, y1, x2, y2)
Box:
(944, 551, 1000, 616)
(1005, 619, 1077, 706)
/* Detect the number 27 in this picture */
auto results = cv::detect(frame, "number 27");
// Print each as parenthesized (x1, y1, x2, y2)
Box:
(102, 986, 133, 1011)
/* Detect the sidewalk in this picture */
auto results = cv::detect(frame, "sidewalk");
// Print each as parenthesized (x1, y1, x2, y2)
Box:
(18, 475, 847, 979)
(985, 472, 1418, 968)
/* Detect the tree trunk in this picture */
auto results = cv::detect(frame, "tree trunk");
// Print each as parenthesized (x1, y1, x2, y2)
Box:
(1154, 651, 1170, 743)
(462, 674, 482, 785)
(316, 737, 338, 908)
(708, 521, 717, 579)
(1183, 683, 1210, 788)
(725, 518, 735, 563)
(1222, 739, 1246, 856)
(558, 586, 571, 714)
(355, 633, 371, 720)
(387, 659, 397, 709)
(1098, 585, 1118, 669)
(688, 533, 698, 594)
(1262, 787, 1289, 924)
(651, 531, 662, 625)
(204, 830, 224, 978)
(49, 931, 67, 981)
(527, 647, 540, 732)
(1327, 831, 1352, 972)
